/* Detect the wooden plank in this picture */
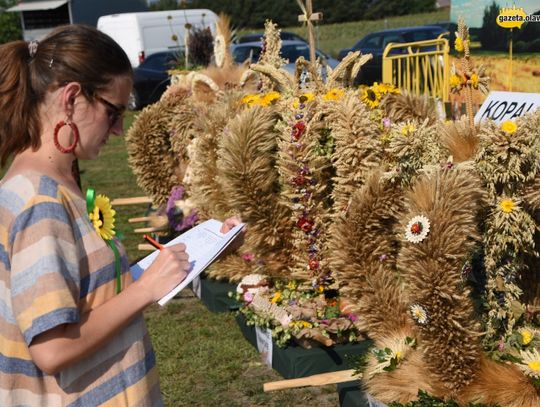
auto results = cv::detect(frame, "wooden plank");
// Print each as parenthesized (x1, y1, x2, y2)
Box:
(128, 215, 167, 223)
(138, 243, 156, 251)
(298, 11, 322, 21)
(263, 369, 360, 392)
(133, 226, 168, 233)
(111, 196, 152, 206)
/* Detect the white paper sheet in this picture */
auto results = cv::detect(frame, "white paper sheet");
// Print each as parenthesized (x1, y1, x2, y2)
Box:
(129, 219, 244, 306)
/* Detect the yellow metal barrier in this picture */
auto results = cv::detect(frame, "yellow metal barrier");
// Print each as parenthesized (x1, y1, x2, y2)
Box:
(382, 36, 449, 102)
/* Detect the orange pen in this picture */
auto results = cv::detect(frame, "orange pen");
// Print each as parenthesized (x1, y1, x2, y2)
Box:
(143, 234, 165, 251)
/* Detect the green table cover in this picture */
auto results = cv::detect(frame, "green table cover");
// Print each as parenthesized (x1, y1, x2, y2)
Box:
(235, 314, 372, 379)
(199, 276, 239, 313)
(338, 381, 370, 407)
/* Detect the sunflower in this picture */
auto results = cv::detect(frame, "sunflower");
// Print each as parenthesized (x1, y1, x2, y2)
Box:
(372, 82, 400, 96)
(450, 74, 462, 89)
(519, 348, 540, 378)
(262, 91, 281, 105)
(89, 194, 116, 240)
(360, 87, 379, 109)
(323, 88, 345, 101)
(241, 94, 261, 107)
(292, 92, 315, 109)
(470, 73, 479, 89)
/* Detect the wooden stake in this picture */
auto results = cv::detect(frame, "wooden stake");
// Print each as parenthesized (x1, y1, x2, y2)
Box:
(134, 226, 168, 233)
(296, 0, 322, 63)
(128, 215, 167, 223)
(110, 196, 152, 206)
(263, 369, 360, 392)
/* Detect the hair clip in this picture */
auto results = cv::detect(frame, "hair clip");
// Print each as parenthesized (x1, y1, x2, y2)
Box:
(28, 40, 38, 58)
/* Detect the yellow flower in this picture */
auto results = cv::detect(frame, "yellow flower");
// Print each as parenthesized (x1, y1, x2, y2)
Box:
(499, 198, 515, 213)
(455, 37, 464, 52)
(501, 120, 517, 135)
(401, 122, 417, 136)
(286, 281, 297, 290)
(470, 73, 479, 89)
(360, 87, 379, 109)
(89, 195, 116, 240)
(262, 91, 281, 105)
(301, 321, 312, 328)
(395, 351, 402, 361)
(323, 88, 345, 101)
(450, 74, 461, 89)
(241, 94, 261, 107)
(520, 328, 534, 346)
(271, 291, 282, 304)
(372, 82, 400, 95)
(318, 285, 325, 293)
(300, 92, 315, 103)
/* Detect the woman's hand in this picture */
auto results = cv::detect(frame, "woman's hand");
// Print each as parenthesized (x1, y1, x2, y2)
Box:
(218, 216, 245, 257)
(220, 215, 243, 233)
(137, 243, 190, 303)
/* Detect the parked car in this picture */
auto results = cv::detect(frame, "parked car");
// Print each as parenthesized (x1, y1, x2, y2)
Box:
(129, 51, 180, 110)
(337, 25, 449, 84)
(231, 40, 339, 76)
(236, 31, 307, 44)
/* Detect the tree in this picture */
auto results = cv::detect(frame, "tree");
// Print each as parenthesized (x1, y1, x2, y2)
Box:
(479, 2, 508, 51)
(0, 0, 22, 44)
(149, 0, 180, 11)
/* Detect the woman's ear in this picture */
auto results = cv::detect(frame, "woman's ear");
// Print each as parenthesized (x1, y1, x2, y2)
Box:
(60, 82, 83, 117)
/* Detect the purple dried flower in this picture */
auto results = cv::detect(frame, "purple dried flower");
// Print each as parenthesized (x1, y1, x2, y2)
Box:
(347, 313, 358, 322)
(497, 338, 505, 352)
(166, 185, 185, 214)
(382, 117, 391, 129)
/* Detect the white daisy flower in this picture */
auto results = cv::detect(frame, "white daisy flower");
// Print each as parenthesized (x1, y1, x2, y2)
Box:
(410, 303, 428, 325)
(518, 348, 540, 378)
(405, 215, 430, 244)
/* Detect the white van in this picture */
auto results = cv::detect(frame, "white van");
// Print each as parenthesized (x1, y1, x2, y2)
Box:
(97, 9, 217, 67)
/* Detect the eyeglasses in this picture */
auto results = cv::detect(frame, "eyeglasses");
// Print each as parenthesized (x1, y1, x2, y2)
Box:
(94, 94, 125, 128)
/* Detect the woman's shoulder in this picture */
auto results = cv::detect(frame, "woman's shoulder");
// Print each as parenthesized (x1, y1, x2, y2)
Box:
(0, 171, 63, 214)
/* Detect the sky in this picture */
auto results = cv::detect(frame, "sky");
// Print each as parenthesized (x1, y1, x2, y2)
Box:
(451, 0, 540, 28)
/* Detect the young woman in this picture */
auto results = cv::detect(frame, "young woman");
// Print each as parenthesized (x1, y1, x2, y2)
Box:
(0, 24, 225, 406)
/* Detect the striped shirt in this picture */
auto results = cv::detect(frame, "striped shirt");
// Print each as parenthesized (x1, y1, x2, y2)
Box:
(0, 172, 162, 406)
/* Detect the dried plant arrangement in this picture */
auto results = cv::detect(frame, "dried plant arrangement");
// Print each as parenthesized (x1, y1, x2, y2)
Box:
(215, 105, 293, 280)
(380, 91, 439, 126)
(125, 89, 186, 205)
(475, 112, 540, 341)
(449, 17, 489, 126)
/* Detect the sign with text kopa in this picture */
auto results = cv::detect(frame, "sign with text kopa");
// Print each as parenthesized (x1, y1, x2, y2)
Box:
(475, 91, 539, 124)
